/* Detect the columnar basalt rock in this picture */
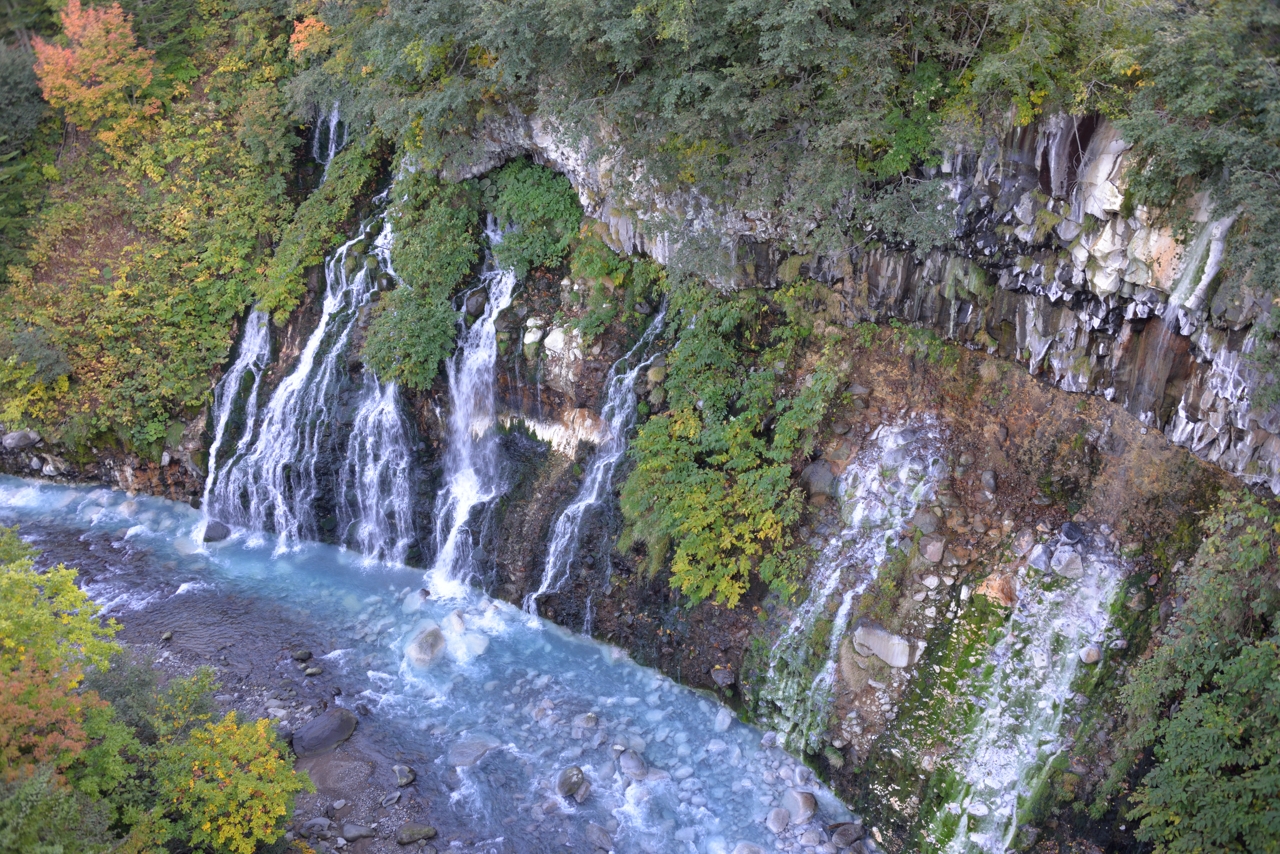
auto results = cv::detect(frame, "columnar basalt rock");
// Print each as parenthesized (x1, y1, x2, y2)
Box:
(460, 111, 1280, 494)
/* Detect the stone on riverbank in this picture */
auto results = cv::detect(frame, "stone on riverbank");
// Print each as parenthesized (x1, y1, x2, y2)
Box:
(293, 709, 358, 757)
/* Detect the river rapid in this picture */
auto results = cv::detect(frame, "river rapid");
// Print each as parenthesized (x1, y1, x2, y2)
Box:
(0, 475, 857, 854)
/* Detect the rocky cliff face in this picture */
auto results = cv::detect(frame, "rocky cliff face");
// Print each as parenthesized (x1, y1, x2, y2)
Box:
(467, 112, 1280, 496)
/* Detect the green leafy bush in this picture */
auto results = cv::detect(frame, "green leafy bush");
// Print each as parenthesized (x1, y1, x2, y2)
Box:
(0, 766, 111, 854)
(258, 136, 381, 321)
(1106, 493, 1280, 852)
(363, 170, 480, 389)
(620, 284, 840, 606)
(155, 712, 312, 854)
(363, 287, 458, 390)
(485, 159, 581, 278)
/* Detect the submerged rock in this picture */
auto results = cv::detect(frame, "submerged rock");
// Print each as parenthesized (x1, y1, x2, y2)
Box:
(782, 789, 818, 823)
(293, 709, 358, 757)
(555, 765, 585, 798)
(405, 625, 446, 668)
(619, 748, 647, 780)
(448, 733, 501, 767)
(766, 807, 790, 834)
(393, 764, 415, 786)
(1051, 547, 1085, 579)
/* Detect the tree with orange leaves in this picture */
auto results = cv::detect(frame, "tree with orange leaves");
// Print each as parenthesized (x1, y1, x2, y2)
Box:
(31, 0, 155, 131)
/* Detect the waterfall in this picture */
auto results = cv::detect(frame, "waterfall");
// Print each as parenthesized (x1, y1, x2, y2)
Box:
(425, 220, 516, 596)
(338, 373, 416, 564)
(524, 303, 667, 614)
(196, 310, 270, 541)
(208, 223, 406, 555)
(313, 102, 345, 174)
(760, 419, 947, 750)
(931, 539, 1123, 853)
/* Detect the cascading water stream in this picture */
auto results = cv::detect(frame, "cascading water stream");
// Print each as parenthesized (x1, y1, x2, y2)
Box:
(195, 309, 270, 542)
(930, 538, 1123, 853)
(338, 373, 416, 564)
(425, 220, 516, 596)
(760, 419, 947, 750)
(207, 222, 414, 558)
(313, 102, 346, 176)
(524, 303, 668, 615)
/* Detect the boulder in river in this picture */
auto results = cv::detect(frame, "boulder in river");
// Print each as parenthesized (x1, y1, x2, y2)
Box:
(766, 807, 790, 834)
(448, 733, 501, 767)
(556, 765, 586, 798)
(782, 788, 818, 823)
(405, 625, 446, 668)
(731, 844, 766, 854)
(203, 520, 231, 542)
(619, 748, 647, 780)
(293, 708, 358, 757)
(585, 824, 613, 851)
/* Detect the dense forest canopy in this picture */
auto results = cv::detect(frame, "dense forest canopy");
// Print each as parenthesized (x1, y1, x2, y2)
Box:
(0, 0, 1276, 449)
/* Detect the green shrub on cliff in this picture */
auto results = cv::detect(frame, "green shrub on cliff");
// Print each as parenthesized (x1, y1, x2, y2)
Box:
(363, 170, 480, 390)
(620, 283, 839, 606)
(1105, 492, 1280, 852)
(485, 159, 581, 278)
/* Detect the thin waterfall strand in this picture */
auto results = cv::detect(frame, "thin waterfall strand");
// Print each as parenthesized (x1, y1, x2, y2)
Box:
(524, 303, 667, 614)
(196, 310, 270, 541)
(338, 373, 416, 564)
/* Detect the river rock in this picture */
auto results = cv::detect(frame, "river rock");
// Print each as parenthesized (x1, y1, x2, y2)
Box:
(2, 429, 39, 450)
(405, 625, 446, 668)
(713, 707, 733, 732)
(766, 807, 790, 834)
(1051, 547, 1085, 579)
(572, 712, 597, 728)
(731, 844, 766, 854)
(1079, 644, 1103, 664)
(829, 820, 865, 847)
(1060, 521, 1084, 544)
(448, 733, 501, 767)
(911, 508, 939, 535)
(782, 789, 818, 823)
(619, 748, 647, 780)
(342, 824, 374, 840)
(203, 520, 231, 542)
(293, 709, 358, 757)
(852, 625, 925, 668)
(1013, 528, 1036, 557)
(401, 588, 429, 614)
(556, 765, 586, 798)
(395, 823, 437, 845)
(585, 823, 613, 851)
(920, 534, 946, 563)
(393, 764, 415, 786)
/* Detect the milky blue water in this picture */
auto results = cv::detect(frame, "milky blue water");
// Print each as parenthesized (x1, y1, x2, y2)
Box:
(0, 475, 853, 854)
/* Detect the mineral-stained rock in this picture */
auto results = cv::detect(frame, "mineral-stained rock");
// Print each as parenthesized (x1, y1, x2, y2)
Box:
(852, 625, 925, 668)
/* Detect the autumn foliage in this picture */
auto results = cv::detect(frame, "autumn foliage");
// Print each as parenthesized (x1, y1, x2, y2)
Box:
(31, 0, 155, 130)
(0, 657, 101, 778)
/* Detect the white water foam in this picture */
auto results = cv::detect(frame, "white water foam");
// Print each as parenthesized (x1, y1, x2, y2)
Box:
(934, 539, 1123, 853)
